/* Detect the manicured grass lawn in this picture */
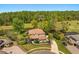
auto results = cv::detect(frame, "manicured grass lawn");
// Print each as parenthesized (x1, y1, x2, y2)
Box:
(0, 26, 13, 30)
(24, 23, 34, 29)
(1, 20, 79, 32)
(56, 21, 79, 32)
(67, 21, 79, 32)
(19, 43, 51, 52)
(0, 23, 33, 30)
(55, 39, 71, 54)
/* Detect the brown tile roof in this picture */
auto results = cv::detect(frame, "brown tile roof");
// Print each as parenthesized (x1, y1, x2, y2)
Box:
(29, 35, 46, 40)
(28, 28, 45, 35)
(39, 35, 46, 40)
(28, 29, 46, 40)
(30, 35, 38, 39)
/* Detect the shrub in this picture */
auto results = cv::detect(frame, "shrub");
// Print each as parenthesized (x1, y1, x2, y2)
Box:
(53, 31, 65, 40)
(53, 32, 60, 40)
(48, 33, 53, 40)
(18, 40, 27, 45)
(0, 30, 6, 36)
(33, 40, 39, 44)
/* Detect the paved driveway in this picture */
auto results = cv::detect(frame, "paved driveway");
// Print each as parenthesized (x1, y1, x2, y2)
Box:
(31, 50, 55, 54)
(66, 45, 79, 54)
(51, 40, 59, 54)
(1, 46, 26, 54)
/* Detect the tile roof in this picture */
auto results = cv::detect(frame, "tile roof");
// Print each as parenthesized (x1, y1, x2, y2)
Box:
(28, 29, 46, 40)
(28, 28, 45, 35)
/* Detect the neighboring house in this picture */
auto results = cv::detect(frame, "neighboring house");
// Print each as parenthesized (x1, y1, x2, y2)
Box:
(66, 35, 79, 46)
(27, 28, 48, 42)
(0, 39, 13, 48)
(4, 39, 13, 47)
(0, 40, 5, 48)
(65, 32, 79, 36)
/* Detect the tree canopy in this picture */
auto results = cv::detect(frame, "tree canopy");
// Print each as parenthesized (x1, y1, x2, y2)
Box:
(0, 11, 79, 26)
(12, 18, 24, 33)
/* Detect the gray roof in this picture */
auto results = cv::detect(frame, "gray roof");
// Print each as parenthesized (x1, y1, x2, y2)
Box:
(65, 32, 79, 36)
(0, 39, 12, 46)
(0, 43, 4, 46)
(0, 40, 5, 46)
(4, 39, 12, 44)
(67, 35, 79, 41)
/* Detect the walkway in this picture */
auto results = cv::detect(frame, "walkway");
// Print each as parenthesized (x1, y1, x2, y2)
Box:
(51, 40, 59, 54)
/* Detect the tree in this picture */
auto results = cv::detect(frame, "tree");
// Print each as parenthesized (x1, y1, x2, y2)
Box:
(12, 18, 24, 33)
(37, 21, 49, 33)
(31, 19, 38, 28)
(48, 33, 53, 40)
(0, 19, 3, 26)
(48, 15, 58, 32)
(61, 21, 69, 33)
(53, 31, 64, 40)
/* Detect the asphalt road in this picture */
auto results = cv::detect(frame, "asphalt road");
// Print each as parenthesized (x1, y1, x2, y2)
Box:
(31, 50, 55, 54)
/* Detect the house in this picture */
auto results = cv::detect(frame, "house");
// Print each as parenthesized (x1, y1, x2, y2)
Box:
(66, 35, 79, 46)
(27, 28, 48, 43)
(65, 32, 79, 36)
(0, 39, 13, 48)
(4, 39, 13, 47)
(0, 40, 5, 48)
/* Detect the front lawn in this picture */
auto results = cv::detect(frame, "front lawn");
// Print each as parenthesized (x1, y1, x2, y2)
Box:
(0, 23, 33, 30)
(55, 39, 71, 54)
(19, 43, 51, 52)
